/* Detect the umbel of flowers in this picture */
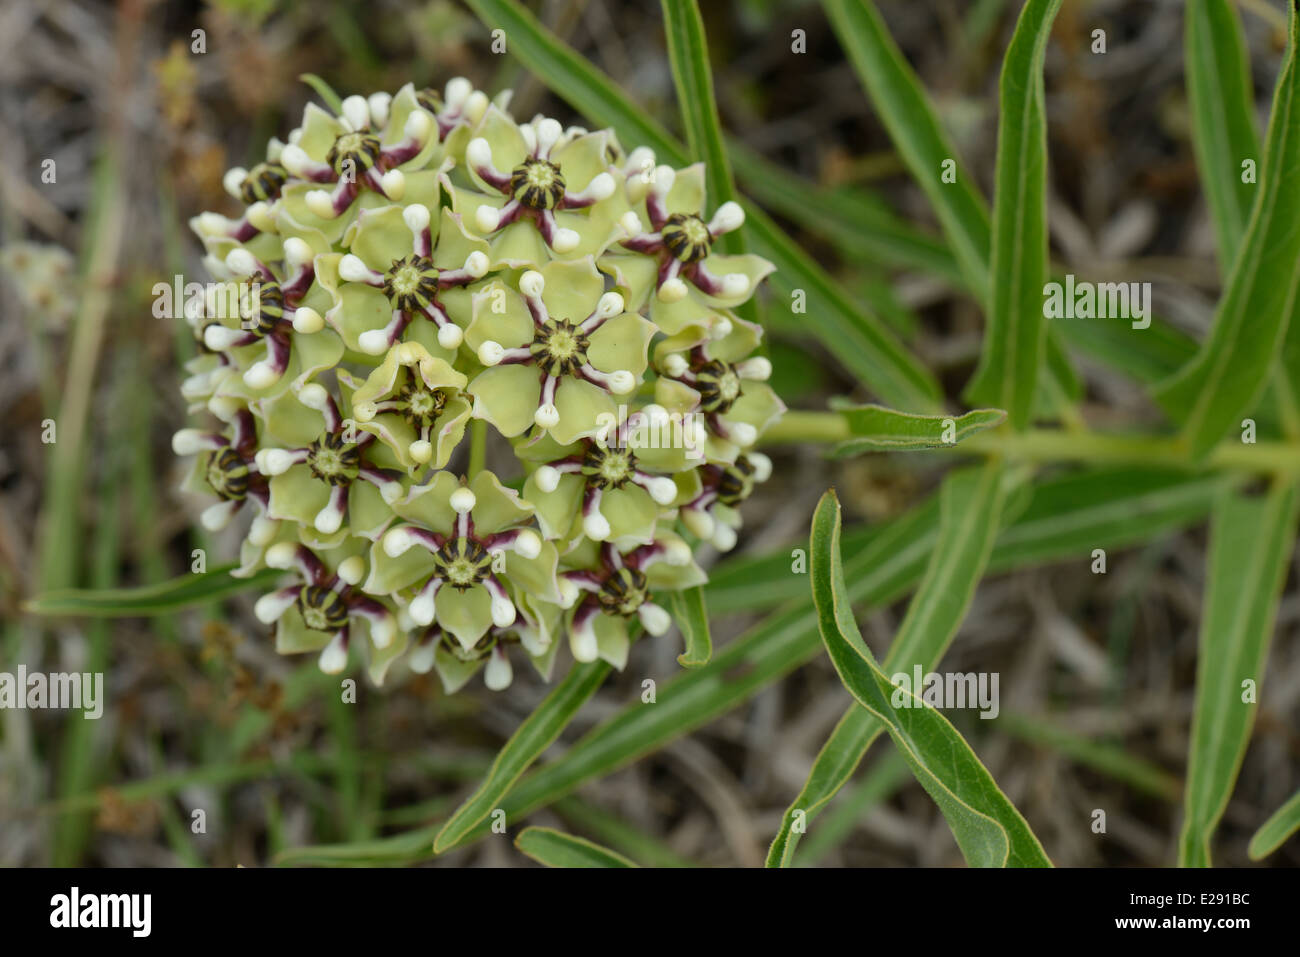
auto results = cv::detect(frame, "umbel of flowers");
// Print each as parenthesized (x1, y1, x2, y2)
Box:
(177, 79, 784, 693)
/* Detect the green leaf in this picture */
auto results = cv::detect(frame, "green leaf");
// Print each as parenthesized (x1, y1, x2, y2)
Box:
(1248, 788, 1300, 861)
(830, 403, 1006, 454)
(1184, 0, 1260, 267)
(963, 0, 1063, 427)
(792, 751, 911, 867)
(554, 797, 697, 867)
(25, 564, 281, 617)
(1155, 4, 1300, 457)
(1179, 482, 1299, 866)
(823, 0, 1077, 415)
(464, 0, 942, 410)
(822, 0, 992, 300)
(769, 462, 1010, 865)
(667, 586, 712, 667)
(809, 488, 1051, 867)
(298, 73, 345, 114)
(396, 465, 1225, 854)
(514, 826, 638, 867)
(433, 660, 611, 853)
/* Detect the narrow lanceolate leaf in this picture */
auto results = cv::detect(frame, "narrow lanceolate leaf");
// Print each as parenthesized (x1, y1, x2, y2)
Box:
(830, 403, 1006, 454)
(810, 489, 1051, 867)
(823, 0, 991, 300)
(964, 0, 1063, 428)
(25, 564, 280, 617)
(661, 0, 743, 256)
(464, 0, 942, 411)
(1184, 0, 1260, 265)
(769, 463, 1009, 865)
(823, 0, 1078, 412)
(397, 466, 1224, 854)
(298, 73, 344, 114)
(1248, 788, 1300, 860)
(667, 586, 712, 667)
(1155, 5, 1300, 457)
(1179, 483, 1299, 867)
(433, 660, 611, 853)
(514, 826, 638, 868)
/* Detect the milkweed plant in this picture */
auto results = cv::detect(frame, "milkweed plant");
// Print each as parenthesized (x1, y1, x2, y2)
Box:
(175, 78, 784, 693)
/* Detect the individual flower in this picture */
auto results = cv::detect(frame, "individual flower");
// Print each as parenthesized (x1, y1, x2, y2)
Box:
(367, 471, 560, 651)
(349, 341, 472, 470)
(172, 405, 269, 531)
(679, 453, 774, 552)
(465, 257, 654, 445)
(407, 593, 562, 693)
(557, 536, 704, 666)
(198, 239, 343, 397)
(329, 202, 488, 354)
(654, 315, 784, 461)
(602, 163, 773, 326)
(255, 381, 405, 539)
(449, 110, 624, 261)
(253, 541, 397, 675)
(522, 406, 688, 547)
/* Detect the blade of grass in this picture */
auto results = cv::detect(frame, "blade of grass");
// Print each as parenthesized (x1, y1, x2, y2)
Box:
(998, 712, 1180, 801)
(25, 564, 282, 616)
(1155, 4, 1300, 457)
(963, 0, 1063, 427)
(514, 826, 638, 867)
(829, 403, 1006, 453)
(554, 797, 696, 867)
(667, 586, 711, 667)
(1248, 788, 1300, 860)
(1179, 481, 1299, 866)
(433, 659, 612, 853)
(1185, 0, 1260, 264)
(463, 0, 942, 410)
(810, 488, 1051, 866)
(769, 461, 1009, 865)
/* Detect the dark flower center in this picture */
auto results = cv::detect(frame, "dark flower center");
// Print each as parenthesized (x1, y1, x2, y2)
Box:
(530, 318, 590, 377)
(239, 162, 290, 204)
(397, 376, 451, 428)
(694, 359, 742, 414)
(244, 280, 284, 337)
(308, 432, 361, 486)
(662, 213, 712, 263)
(434, 537, 492, 591)
(598, 566, 649, 617)
(327, 131, 383, 177)
(510, 158, 566, 210)
(717, 455, 758, 506)
(383, 255, 440, 313)
(582, 444, 637, 490)
(206, 447, 251, 501)
(298, 584, 349, 632)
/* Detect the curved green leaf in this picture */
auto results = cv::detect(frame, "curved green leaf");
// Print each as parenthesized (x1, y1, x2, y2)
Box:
(1179, 482, 1298, 866)
(433, 659, 611, 853)
(1248, 788, 1300, 860)
(830, 403, 1005, 454)
(298, 73, 344, 114)
(515, 826, 638, 867)
(25, 564, 280, 617)
(769, 462, 1009, 865)
(667, 586, 712, 667)
(810, 488, 1051, 867)
(1155, 4, 1300, 456)
(963, 0, 1063, 427)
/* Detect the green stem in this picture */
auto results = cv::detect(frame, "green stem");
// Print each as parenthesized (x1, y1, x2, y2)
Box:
(468, 419, 487, 477)
(762, 410, 1300, 475)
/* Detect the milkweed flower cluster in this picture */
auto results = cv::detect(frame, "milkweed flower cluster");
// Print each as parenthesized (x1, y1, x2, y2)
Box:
(175, 79, 784, 693)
